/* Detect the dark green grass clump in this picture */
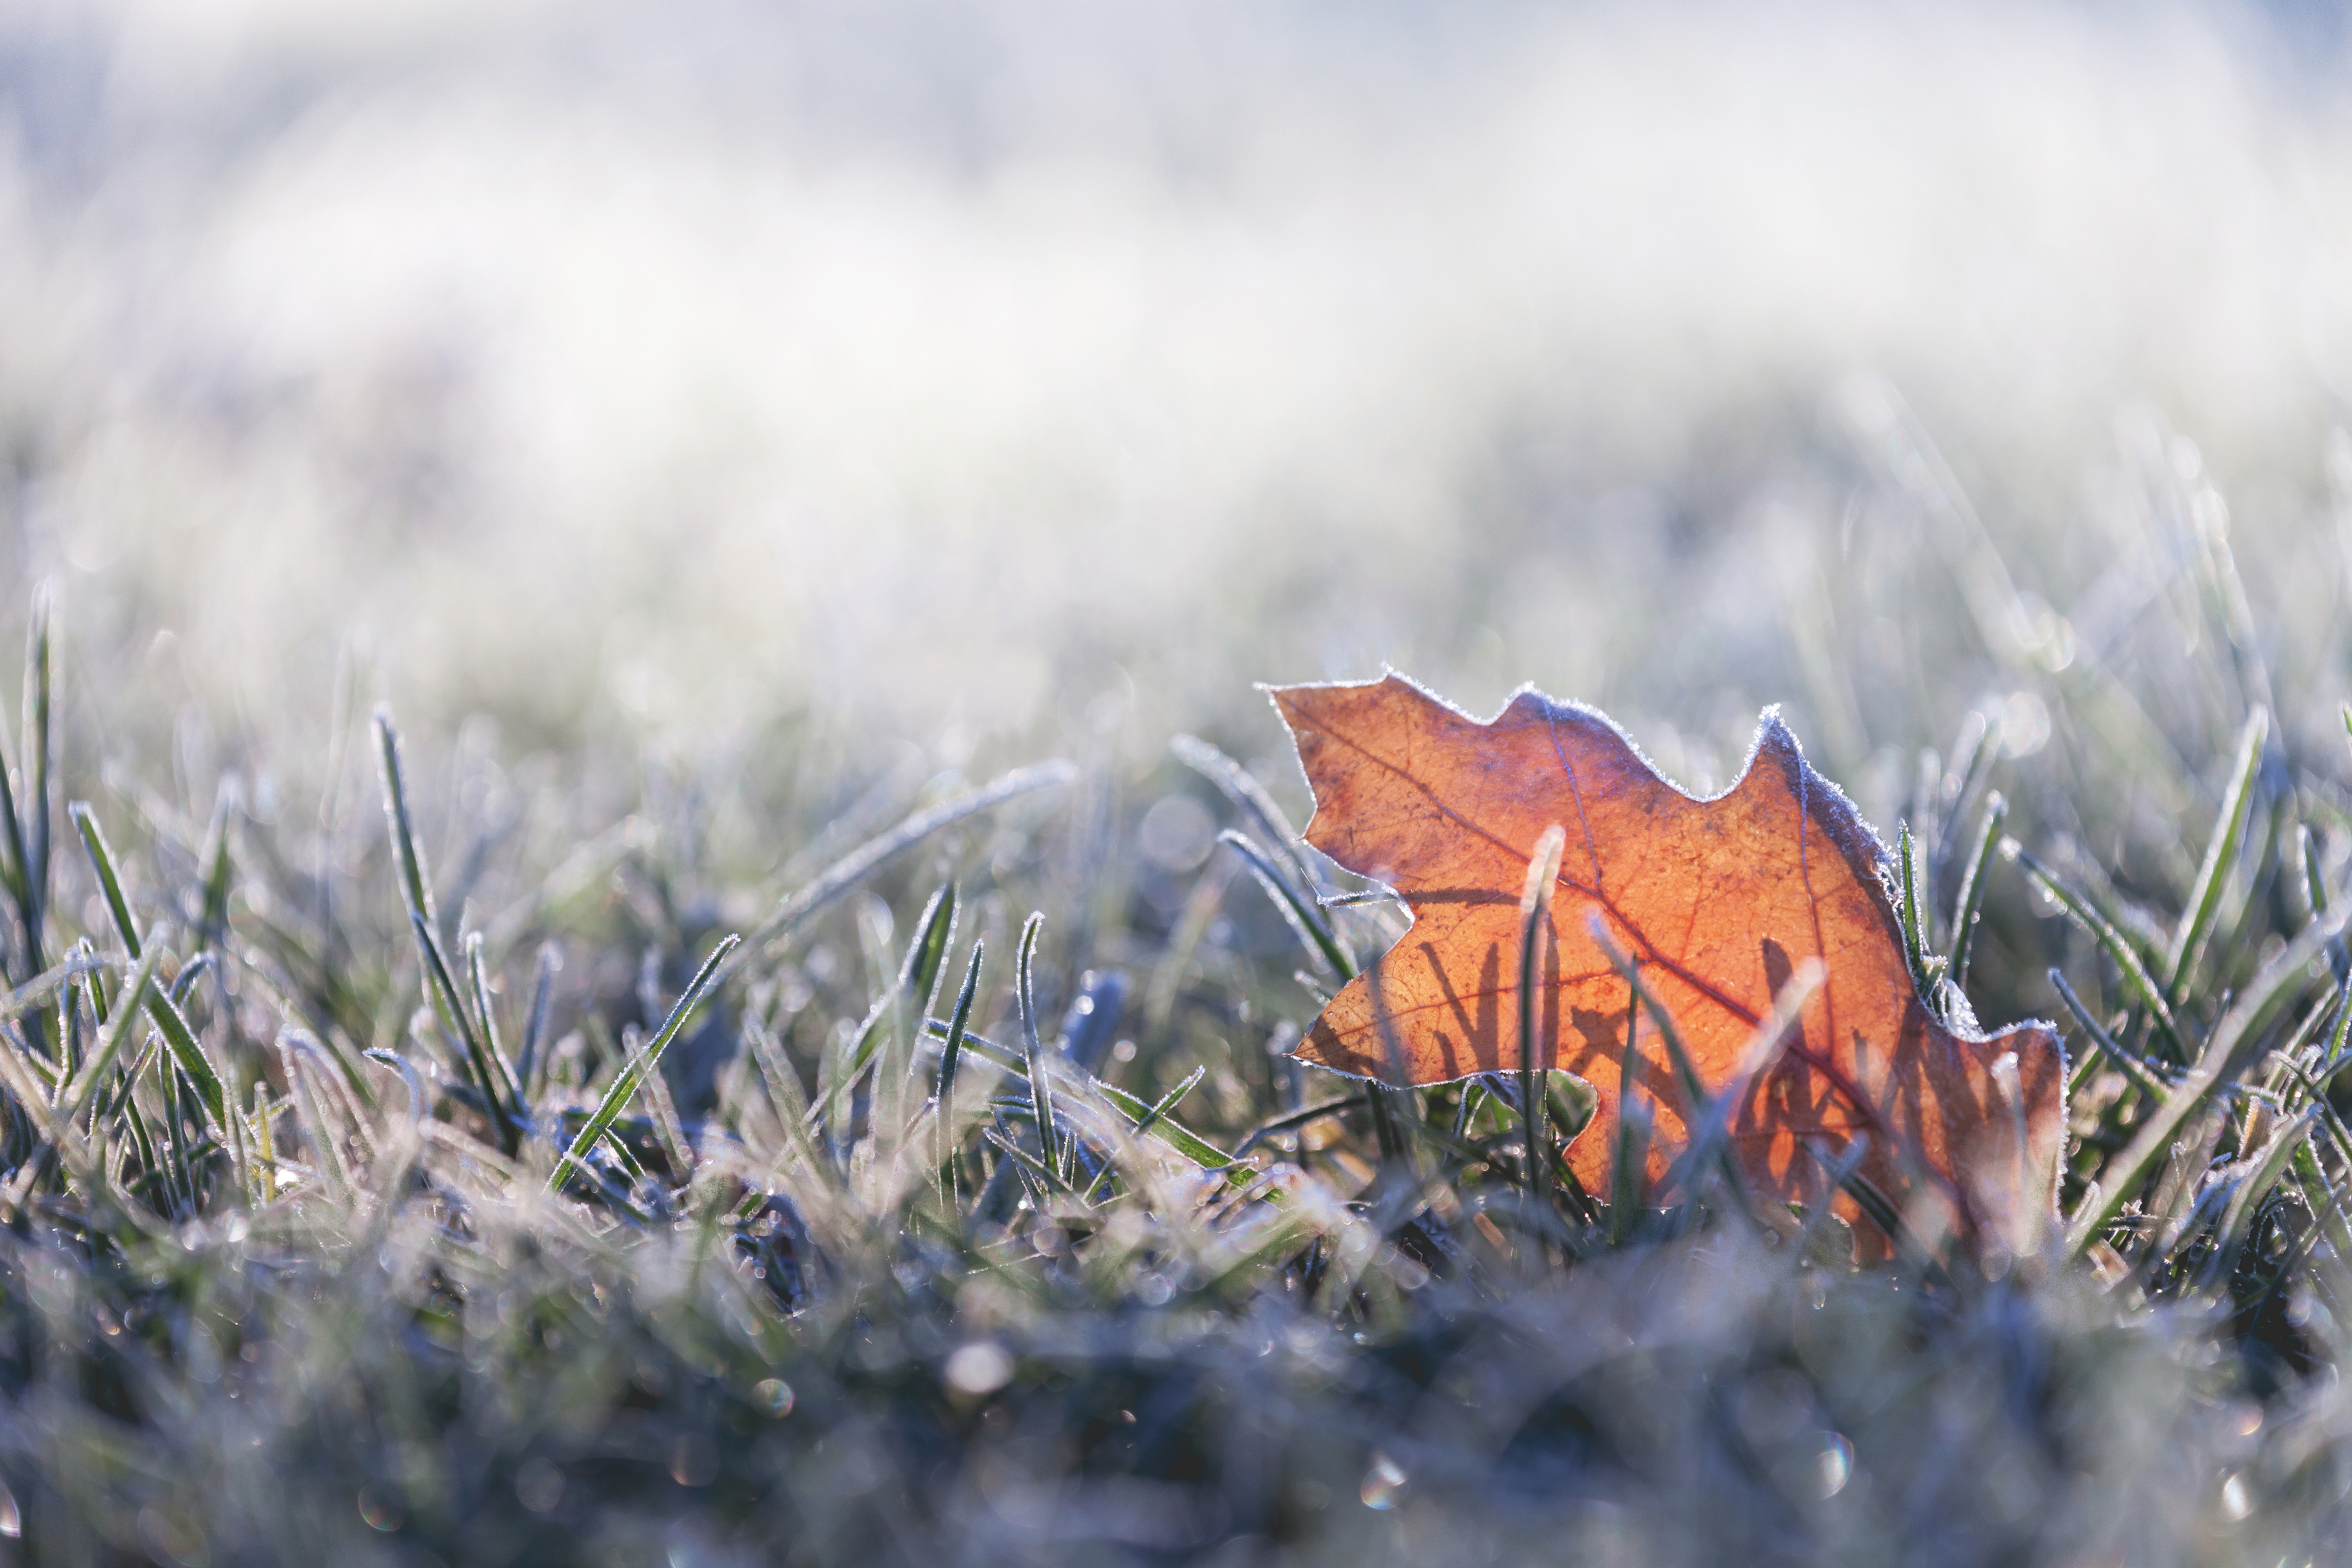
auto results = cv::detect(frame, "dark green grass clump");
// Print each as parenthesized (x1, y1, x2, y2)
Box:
(2, 474, 2352, 1568)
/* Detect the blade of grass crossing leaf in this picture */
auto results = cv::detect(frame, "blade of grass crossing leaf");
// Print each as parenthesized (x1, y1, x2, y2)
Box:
(1663, 963, 1822, 1224)
(548, 934, 738, 1195)
(1610, 981, 1649, 1247)
(1518, 825, 1566, 1260)
(2165, 706, 2267, 1003)
(1949, 793, 2007, 990)
(1588, 920, 1711, 1115)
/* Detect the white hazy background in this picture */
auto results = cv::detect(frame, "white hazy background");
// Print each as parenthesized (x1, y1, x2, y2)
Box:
(3, 0, 2350, 814)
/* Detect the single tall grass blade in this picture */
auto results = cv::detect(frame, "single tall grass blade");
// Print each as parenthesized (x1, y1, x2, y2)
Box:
(935, 936, 985, 1198)
(20, 592, 50, 975)
(1516, 825, 1566, 1255)
(1015, 912, 1061, 1185)
(2163, 706, 2267, 1003)
(549, 934, 738, 1196)
(1948, 793, 2007, 990)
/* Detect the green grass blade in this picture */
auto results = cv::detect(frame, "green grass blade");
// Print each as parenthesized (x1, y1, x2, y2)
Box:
(1609, 982, 1649, 1247)
(516, 942, 561, 1104)
(1015, 912, 1061, 1185)
(548, 933, 738, 1195)
(373, 709, 441, 939)
(2216, 1106, 2316, 1260)
(147, 985, 227, 1132)
(1218, 829, 1355, 980)
(2012, 846, 2187, 1061)
(830, 883, 960, 1135)
(64, 812, 229, 1128)
(20, 591, 49, 974)
(906, 883, 959, 1018)
(1082, 1066, 1205, 1201)
(1895, 820, 1930, 989)
(2047, 968, 2172, 1102)
(1233, 1091, 1363, 1156)
(69, 804, 142, 960)
(55, 929, 167, 1127)
(1948, 792, 2007, 989)
(1171, 733, 1318, 892)
(936, 936, 985, 1195)
(2069, 910, 2345, 1255)
(412, 913, 518, 1153)
(0, 704, 33, 979)
(1517, 825, 1565, 1258)
(928, 1021, 1249, 1185)
(463, 932, 526, 1113)
(2164, 706, 2267, 1001)
(195, 783, 236, 949)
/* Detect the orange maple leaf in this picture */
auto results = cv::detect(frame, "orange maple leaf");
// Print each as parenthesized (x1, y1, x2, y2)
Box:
(1269, 674, 2067, 1257)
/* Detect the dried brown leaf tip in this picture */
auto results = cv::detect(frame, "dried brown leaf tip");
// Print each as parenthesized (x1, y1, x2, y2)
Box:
(1269, 673, 2066, 1257)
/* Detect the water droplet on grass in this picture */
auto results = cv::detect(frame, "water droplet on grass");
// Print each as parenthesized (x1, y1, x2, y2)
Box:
(754, 1377, 796, 1416)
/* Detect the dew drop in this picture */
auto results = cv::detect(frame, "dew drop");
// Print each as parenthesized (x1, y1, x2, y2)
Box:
(754, 1378, 796, 1417)
(1360, 1450, 1409, 1511)
(2221, 1472, 2253, 1522)
(1816, 1432, 1853, 1499)
(356, 1486, 402, 1532)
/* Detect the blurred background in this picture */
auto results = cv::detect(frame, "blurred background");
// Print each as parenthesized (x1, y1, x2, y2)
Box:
(1, 0, 2349, 874)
